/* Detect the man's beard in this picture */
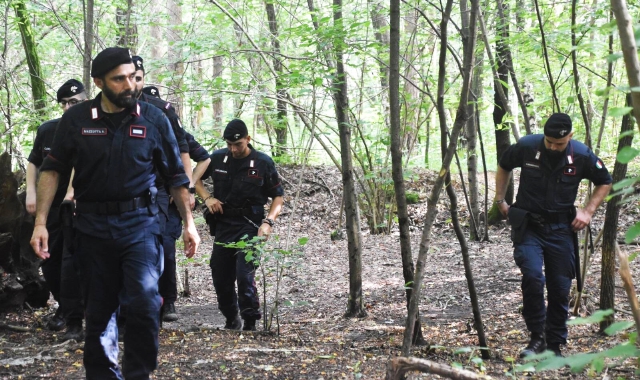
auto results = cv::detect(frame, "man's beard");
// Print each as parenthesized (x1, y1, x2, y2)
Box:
(545, 148, 564, 159)
(102, 84, 136, 109)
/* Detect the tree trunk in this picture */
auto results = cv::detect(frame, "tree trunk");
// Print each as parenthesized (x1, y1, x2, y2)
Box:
(0, 152, 49, 311)
(611, 0, 640, 135)
(13, 1, 46, 117)
(82, 0, 94, 95)
(333, 0, 365, 318)
(487, 4, 512, 225)
(389, 0, 425, 346)
(167, 0, 184, 118)
(402, 0, 478, 355)
(116, 0, 137, 50)
(265, 0, 288, 157)
(599, 94, 634, 332)
(212, 56, 223, 125)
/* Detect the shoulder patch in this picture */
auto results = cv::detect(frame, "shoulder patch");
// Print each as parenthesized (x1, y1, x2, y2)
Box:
(596, 160, 603, 169)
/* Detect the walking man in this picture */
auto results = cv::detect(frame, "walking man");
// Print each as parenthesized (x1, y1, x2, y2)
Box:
(494, 113, 612, 357)
(195, 119, 284, 331)
(31, 47, 200, 378)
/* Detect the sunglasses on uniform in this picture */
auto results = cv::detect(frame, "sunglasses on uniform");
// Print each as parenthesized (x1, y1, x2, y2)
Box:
(59, 99, 81, 106)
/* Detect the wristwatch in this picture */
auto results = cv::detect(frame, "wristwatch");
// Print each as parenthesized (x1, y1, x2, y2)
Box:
(262, 218, 275, 227)
(188, 186, 196, 194)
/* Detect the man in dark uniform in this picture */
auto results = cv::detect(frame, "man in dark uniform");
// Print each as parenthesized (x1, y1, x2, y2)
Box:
(195, 119, 284, 331)
(30, 47, 200, 379)
(495, 113, 612, 358)
(160, 132, 210, 321)
(26, 79, 87, 332)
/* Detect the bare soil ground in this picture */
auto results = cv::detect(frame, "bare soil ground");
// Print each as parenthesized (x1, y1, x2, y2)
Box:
(0, 164, 639, 379)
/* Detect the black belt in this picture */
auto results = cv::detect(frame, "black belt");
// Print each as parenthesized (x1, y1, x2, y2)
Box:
(76, 197, 149, 215)
(530, 210, 573, 225)
(221, 206, 254, 217)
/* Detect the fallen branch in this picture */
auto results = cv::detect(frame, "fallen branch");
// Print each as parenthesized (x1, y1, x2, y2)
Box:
(0, 323, 30, 332)
(385, 357, 486, 380)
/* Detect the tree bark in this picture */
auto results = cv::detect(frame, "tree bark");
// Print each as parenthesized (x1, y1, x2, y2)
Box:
(82, 0, 94, 95)
(13, 0, 46, 117)
(487, 3, 512, 225)
(116, 0, 137, 50)
(571, 0, 592, 147)
(333, 0, 365, 318)
(265, 0, 288, 157)
(611, 0, 640, 135)
(599, 94, 634, 332)
(389, 0, 425, 346)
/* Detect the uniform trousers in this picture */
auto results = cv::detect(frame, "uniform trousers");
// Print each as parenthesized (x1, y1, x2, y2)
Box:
(77, 227, 162, 380)
(513, 223, 575, 346)
(211, 220, 261, 322)
(159, 203, 182, 304)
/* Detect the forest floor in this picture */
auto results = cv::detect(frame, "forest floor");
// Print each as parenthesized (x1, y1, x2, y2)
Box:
(0, 164, 639, 379)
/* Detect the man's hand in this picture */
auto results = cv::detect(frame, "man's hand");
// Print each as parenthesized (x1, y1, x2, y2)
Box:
(497, 201, 510, 218)
(30, 225, 50, 260)
(205, 197, 224, 214)
(189, 194, 196, 210)
(258, 223, 272, 240)
(182, 223, 200, 258)
(571, 208, 592, 232)
(26, 191, 37, 216)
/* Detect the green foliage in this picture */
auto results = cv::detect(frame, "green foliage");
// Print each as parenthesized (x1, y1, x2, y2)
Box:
(405, 191, 420, 204)
(218, 234, 308, 333)
(512, 309, 640, 376)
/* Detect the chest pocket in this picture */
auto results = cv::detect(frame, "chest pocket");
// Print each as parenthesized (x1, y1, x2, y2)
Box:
(556, 175, 582, 205)
(212, 171, 230, 199)
(520, 167, 544, 192)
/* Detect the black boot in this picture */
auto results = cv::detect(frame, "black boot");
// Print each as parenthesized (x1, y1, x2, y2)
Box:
(548, 343, 563, 357)
(224, 315, 242, 330)
(62, 319, 84, 342)
(242, 319, 256, 331)
(520, 332, 546, 358)
(47, 308, 65, 331)
(162, 302, 178, 322)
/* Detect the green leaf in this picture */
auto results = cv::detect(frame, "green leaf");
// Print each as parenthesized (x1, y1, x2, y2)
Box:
(566, 352, 598, 372)
(630, 251, 640, 262)
(619, 130, 636, 139)
(535, 356, 567, 371)
(606, 53, 623, 63)
(298, 237, 309, 246)
(567, 309, 614, 325)
(471, 357, 484, 365)
(600, 342, 640, 358)
(617, 147, 640, 164)
(612, 177, 638, 191)
(609, 107, 634, 117)
(625, 222, 640, 244)
(454, 347, 473, 354)
(591, 356, 605, 373)
(604, 321, 635, 335)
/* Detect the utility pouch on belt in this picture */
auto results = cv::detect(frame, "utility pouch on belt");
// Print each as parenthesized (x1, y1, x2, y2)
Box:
(202, 206, 217, 236)
(59, 200, 75, 254)
(147, 186, 158, 214)
(508, 206, 530, 244)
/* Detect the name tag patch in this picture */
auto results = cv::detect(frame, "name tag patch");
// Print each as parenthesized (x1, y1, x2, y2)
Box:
(248, 169, 260, 178)
(130, 125, 146, 138)
(82, 127, 107, 136)
(564, 166, 576, 176)
(524, 161, 540, 169)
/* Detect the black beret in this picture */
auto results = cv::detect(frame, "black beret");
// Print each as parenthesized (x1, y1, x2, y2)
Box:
(544, 113, 572, 139)
(91, 47, 133, 78)
(57, 79, 85, 102)
(142, 86, 160, 98)
(132, 56, 145, 73)
(223, 119, 248, 142)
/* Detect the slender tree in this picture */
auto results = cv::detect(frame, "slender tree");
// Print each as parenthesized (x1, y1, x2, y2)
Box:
(599, 94, 634, 331)
(265, 0, 288, 157)
(389, 0, 425, 345)
(333, 0, 365, 318)
(82, 0, 94, 94)
(13, 0, 46, 116)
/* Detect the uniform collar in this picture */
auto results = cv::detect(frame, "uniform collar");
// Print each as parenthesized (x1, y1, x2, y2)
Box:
(89, 92, 141, 120)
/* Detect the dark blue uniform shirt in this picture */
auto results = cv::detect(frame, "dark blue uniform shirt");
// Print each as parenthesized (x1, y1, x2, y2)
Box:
(41, 93, 189, 239)
(140, 93, 188, 154)
(28, 118, 72, 208)
(202, 144, 284, 236)
(499, 134, 612, 215)
(185, 132, 209, 161)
